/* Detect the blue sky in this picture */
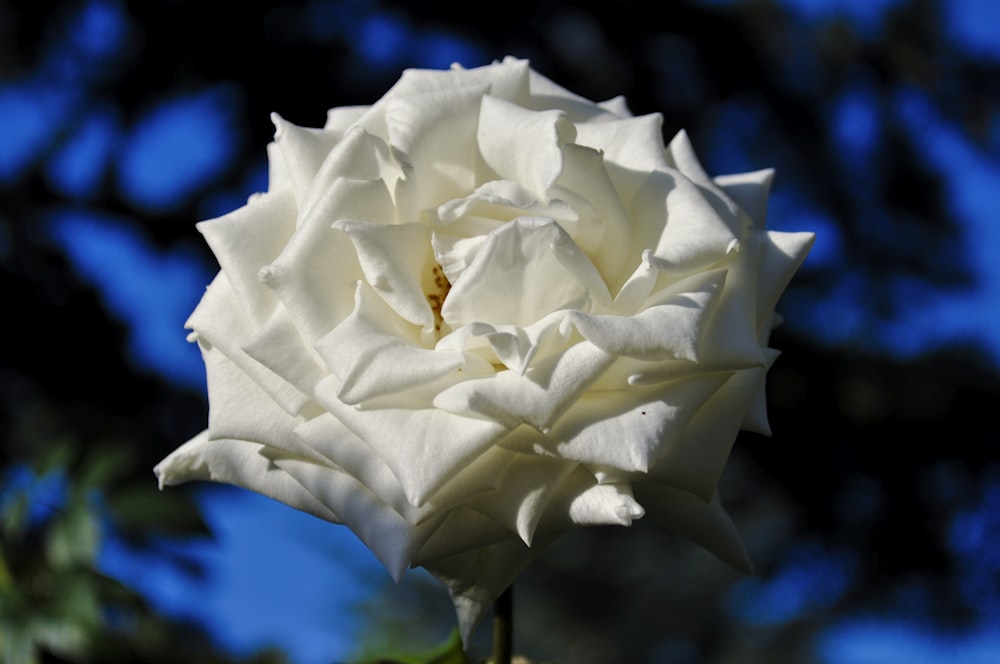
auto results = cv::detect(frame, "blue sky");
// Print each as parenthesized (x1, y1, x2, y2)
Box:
(3, 0, 1000, 662)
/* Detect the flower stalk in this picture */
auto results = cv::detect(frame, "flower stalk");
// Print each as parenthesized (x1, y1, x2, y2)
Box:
(492, 585, 513, 664)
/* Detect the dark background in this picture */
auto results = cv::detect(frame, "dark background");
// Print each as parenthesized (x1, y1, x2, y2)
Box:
(1, 0, 999, 662)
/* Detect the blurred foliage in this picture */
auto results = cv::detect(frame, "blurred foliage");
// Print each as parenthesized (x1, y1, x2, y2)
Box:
(1, 0, 999, 662)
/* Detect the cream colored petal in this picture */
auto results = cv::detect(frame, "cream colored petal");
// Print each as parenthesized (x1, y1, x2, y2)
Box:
(462, 453, 578, 545)
(388, 84, 488, 220)
(526, 62, 620, 122)
(259, 178, 392, 343)
(196, 185, 296, 326)
(690, 236, 768, 370)
(346, 58, 531, 142)
(199, 343, 323, 462)
(298, 126, 399, 221)
(648, 365, 767, 500)
(424, 533, 556, 645)
(441, 217, 603, 330)
(632, 168, 741, 275)
(314, 373, 510, 507)
(269, 455, 443, 581)
(412, 507, 517, 565)
(564, 480, 645, 527)
(665, 129, 750, 233)
(314, 281, 490, 405)
(550, 142, 630, 286)
(634, 483, 752, 573)
(574, 113, 671, 203)
(566, 268, 727, 362)
(754, 230, 815, 335)
(187, 273, 313, 416)
(501, 371, 733, 474)
(270, 113, 342, 207)
(154, 431, 341, 525)
(331, 220, 435, 329)
(293, 414, 515, 524)
(478, 95, 576, 198)
(324, 105, 369, 133)
(434, 341, 615, 432)
(241, 306, 326, 400)
(742, 347, 781, 436)
(435, 311, 567, 376)
(714, 168, 774, 229)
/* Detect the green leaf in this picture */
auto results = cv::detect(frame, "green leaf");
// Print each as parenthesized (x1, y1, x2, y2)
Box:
(1, 491, 30, 539)
(44, 499, 100, 568)
(108, 484, 211, 536)
(78, 443, 133, 490)
(357, 629, 469, 664)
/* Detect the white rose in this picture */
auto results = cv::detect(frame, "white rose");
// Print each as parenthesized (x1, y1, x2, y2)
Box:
(155, 57, 813, 640)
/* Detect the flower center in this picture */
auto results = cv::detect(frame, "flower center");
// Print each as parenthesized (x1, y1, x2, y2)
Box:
(426, 262, 451, 332)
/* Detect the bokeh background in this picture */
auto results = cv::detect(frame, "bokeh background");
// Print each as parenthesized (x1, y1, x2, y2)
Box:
(2, 0, 999, 662)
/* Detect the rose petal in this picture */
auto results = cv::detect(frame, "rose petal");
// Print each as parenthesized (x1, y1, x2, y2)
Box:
(501, 371, 734, 473)
(187, 273, 313, 416)
(196, 185, 296, 326)
(154, 431, 341, 525)
(268, 454, 445, 580)
(258, 177, 392, 343)
(478, 95, 576, 198)
(714, 168, 775, 229)
(270, 113, 342, 207)
(462, 453, 578, 545)
(199, 343, 324, 462)
(388, 84, 489, 219)
(442, 217, 602, 329)
(666, 129, 750, 233)
(635, 483, 752, 573)
(434, 340, 615, 432)
(330, 220, 435, 329)
(633, 167, 741, 275)
(566, 268, 727, 361)
(574, 112, 671, 204)
(424, 533, 556, 644)
(754, 230, 816, 336)
(550, 142, 631, 286)
(242, 307, 326, 400)
(648, 364, 768, 500)
(314, 373, 510, 507)
(314, 281, 490, 405)
(299, 126, 400, 219)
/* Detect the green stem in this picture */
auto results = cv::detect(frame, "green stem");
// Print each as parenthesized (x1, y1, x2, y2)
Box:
(492, 585, 513, 664)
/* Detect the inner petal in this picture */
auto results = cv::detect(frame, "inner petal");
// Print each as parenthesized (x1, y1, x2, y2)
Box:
(440, 217, 602, 329)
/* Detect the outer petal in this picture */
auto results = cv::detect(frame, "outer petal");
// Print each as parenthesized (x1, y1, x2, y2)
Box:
(500, 371, 734, 473)
(154, 432, 341, 525)
(433, 340, 616, 432)
(635, 483, 752, 573)
(574, 112, 671, 204)
(188, 273, 313, 416)
(258, 177, 392, 343)
(714, 168, 774, 229)
(648, 364, 768, 500)
(424, 534, 557, 644)
(754, 230, 816, 335)
(268, 455, 443, 580)
(566, 268, 727, 362)
(388, 84, 488, 220)
(314, 374, 511, 507)
(478, 95, 576, 198)
(196, 185, 296, 326)
(270, 114, 342, 207)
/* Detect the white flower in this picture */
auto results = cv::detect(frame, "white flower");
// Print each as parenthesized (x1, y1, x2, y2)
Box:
(155, 57, 813, 640)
